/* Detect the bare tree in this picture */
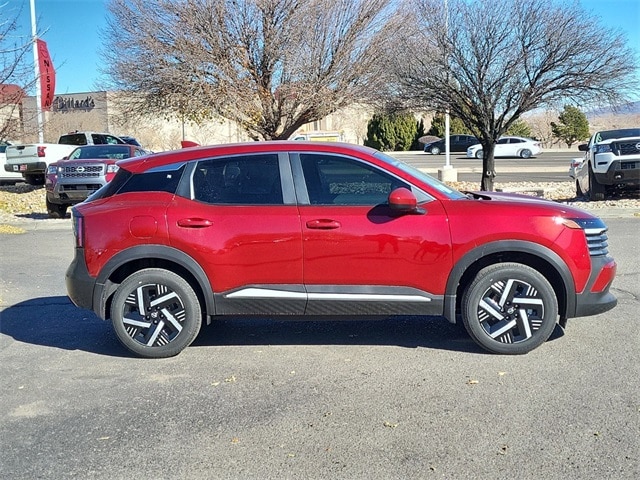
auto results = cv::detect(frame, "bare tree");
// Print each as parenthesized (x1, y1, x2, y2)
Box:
(388, 0, 639, 190)
(102, 0, 392, 141)
(0, 2, 37, 142)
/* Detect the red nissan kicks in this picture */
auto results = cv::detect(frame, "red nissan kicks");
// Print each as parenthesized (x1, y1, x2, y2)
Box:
(66, 142, 617, 358)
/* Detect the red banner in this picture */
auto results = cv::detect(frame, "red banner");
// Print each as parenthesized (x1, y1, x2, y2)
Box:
(37, 39, 55, 111)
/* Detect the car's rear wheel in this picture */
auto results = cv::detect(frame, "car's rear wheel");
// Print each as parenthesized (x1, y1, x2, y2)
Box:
(461, 263, 558, 354)
(475, 150, 483, 159)
(46, 197, 68, 218)
(430, 146, 441, 155)
(519, 149, 532, 159)
(576, 180, 584, 197)
(110, 268, 202, 358)
(588, 164, 606, 201)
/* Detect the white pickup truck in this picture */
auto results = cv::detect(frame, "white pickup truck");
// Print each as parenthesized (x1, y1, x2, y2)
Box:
(4, 131, 126, 185)
(576, 127, 640, 200)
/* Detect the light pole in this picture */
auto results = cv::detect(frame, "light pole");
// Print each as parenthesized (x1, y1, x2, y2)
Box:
(437, 0, 458, 182)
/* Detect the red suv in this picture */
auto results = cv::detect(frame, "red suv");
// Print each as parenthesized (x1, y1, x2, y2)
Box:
(66, 142, 617, 358)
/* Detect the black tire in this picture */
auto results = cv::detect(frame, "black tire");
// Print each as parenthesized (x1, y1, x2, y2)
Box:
(461, 263, 558, 354)
(588, 164, 605, 201)
(576, 180, 584, 197)
(475, 150, 483, 159)
(46, 197, 68, 218)
(110, 268, 202, 358)
(25, 174, 44, 186)
(520, 149, 532, 159)
(430, 146, 441, 155)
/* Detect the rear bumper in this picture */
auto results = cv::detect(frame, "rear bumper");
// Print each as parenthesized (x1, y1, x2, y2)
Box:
(4, 161, 46, 174)
(65, 248, 97, 314)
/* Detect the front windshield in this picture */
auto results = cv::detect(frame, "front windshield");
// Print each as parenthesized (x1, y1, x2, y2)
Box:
(596, 128, 640, 142)
(374, 151, 467, 200)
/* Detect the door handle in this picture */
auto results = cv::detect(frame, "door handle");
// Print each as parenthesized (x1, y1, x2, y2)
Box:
(306, 219, 341, 230)
(177, 218, 213, 228)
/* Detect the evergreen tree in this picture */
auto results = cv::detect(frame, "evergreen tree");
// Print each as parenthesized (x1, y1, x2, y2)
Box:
(365, 112, 418, 151)
(506, 119, 533, 138)
(427, 114, 471, 137)
(551, 106, 590, 147)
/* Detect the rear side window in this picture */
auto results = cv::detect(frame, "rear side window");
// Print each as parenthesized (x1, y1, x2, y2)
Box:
(87, 164, 185, 202)
(92, 134, 124, 145)
(193, 154, 283, 205)
(59, 133, 88, 145)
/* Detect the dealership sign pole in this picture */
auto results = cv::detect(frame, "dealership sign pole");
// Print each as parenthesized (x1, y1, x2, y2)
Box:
(30, 0, 44, 142)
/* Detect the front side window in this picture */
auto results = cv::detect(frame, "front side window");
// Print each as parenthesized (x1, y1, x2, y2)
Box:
(193, 154, 283, 205)
(300, 154, 410, 205)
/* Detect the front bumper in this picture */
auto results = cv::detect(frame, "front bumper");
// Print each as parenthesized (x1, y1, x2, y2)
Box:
(48, 179, 105, 205)
(570, 256, 617, 318)
(593, 156, 640, 188)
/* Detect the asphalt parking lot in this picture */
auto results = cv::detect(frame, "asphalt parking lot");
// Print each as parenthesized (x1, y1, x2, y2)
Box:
(0, 218, 638, 479)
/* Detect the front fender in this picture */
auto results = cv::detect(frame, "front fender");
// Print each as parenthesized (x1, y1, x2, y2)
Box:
(443, 240, 575, 323)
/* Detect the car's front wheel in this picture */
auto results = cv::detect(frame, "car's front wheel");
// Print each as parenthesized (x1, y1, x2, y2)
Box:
(461, 263, 558, 354)
(519, 149, 532, 159)
(588, 164, 606, 201)
(110, 268, 202, 358)
(430, 146, 441, 155)
(475, 150, 483, 159)
(46, 197, 68, 218)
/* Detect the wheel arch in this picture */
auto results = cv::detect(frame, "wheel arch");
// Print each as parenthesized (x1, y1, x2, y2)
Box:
(443, 241, 575, 324)
(93, 245, 214, 322)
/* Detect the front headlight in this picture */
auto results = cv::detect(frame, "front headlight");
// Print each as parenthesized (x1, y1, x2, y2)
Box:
(106, 164, 120, 174)
(47, 165, 58, 175)
(594, 144, 612, 154)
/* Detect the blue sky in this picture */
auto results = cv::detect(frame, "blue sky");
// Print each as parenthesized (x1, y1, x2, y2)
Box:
(5, 0, 640, 94)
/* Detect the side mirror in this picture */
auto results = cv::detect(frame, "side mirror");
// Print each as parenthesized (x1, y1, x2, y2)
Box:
(388, 187, 424, 214)
(577, 144, 588, 151)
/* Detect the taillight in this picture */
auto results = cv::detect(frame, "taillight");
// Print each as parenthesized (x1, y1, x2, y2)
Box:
(37, 146, 46, 157)
(72, 209, 84, 248)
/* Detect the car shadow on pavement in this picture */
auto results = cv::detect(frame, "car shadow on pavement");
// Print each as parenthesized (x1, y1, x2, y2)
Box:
(0, 297, 126, 357)
(0, 297, 565, 357)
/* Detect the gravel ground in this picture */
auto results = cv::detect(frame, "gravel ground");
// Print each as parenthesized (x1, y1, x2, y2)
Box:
(0, 181, 638, 228)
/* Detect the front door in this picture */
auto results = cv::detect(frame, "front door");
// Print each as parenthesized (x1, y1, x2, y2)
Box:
(295, 153, 452, 315)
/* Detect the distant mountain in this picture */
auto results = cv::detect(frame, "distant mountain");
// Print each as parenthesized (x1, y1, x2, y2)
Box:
(586, 101, 640, 118)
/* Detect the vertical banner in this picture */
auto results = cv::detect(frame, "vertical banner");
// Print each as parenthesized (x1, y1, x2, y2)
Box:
(36, 39, 55, 111)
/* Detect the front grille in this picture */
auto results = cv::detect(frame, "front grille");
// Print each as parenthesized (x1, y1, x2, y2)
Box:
(584, 227, 609, 256)
(616, 141, 640, 156)
(60, 164, 104, 178)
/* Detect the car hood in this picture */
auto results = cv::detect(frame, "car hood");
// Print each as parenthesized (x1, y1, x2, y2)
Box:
(54, 158, 118, 166)
(462, 190, 593, 218)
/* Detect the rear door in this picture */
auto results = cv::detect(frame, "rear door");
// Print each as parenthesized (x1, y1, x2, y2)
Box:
(166, 152, 305, 315)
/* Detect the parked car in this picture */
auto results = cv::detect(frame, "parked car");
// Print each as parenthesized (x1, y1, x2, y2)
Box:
(466, 136, 543, 159)
(424, 134, 478, 155)
(575, 128, 640, 200)
(0, 142, 24, 185)
(5, 131, 127, 185)
(66, 141, 617, 358)
(45, 144, 147, 218)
